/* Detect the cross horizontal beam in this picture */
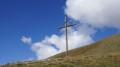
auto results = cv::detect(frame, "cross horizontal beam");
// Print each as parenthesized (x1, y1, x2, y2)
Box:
(58, 24, 76, 29)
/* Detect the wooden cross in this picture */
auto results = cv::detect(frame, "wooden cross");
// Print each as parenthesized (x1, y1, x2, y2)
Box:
(58, 17, 76, 57)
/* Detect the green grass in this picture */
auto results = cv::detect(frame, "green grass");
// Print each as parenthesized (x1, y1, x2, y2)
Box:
(1, 53, 120, 67)
(0, 34, 120, 67)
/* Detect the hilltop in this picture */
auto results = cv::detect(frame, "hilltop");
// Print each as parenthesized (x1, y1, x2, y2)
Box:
(1, 34, 120, 67)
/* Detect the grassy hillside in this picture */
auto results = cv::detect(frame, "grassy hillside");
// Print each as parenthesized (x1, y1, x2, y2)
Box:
(49, 34, 120, 59)
(0, 34, 120, 67)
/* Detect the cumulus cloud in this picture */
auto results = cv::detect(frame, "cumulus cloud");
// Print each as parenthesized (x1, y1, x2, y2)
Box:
(31, 42, 58, 59)
(21, 36, 32, 44)
(65, 0, 120, 29)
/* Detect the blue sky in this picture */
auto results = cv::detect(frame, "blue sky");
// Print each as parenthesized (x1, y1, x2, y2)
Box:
(0, 0, 119, 65)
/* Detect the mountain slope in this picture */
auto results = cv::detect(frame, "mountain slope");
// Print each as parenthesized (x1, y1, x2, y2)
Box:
(49, 34, 120, 58)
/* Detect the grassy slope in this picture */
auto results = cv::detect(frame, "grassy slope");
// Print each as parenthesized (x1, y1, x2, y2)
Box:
(49, 34, 120, 59)
(1, 34, 120, 67)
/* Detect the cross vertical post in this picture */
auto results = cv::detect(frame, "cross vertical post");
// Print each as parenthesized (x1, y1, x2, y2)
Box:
(58, 17, 76, 57)
(65, 17, 68, 56)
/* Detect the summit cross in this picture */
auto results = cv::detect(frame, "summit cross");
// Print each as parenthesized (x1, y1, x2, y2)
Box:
(58, 17, 76, 57)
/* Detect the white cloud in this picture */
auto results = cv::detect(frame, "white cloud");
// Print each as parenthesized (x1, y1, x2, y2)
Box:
(65, 0, 120, 29)
(21, 36, 32, 44)
(31, 42, 58, 59)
